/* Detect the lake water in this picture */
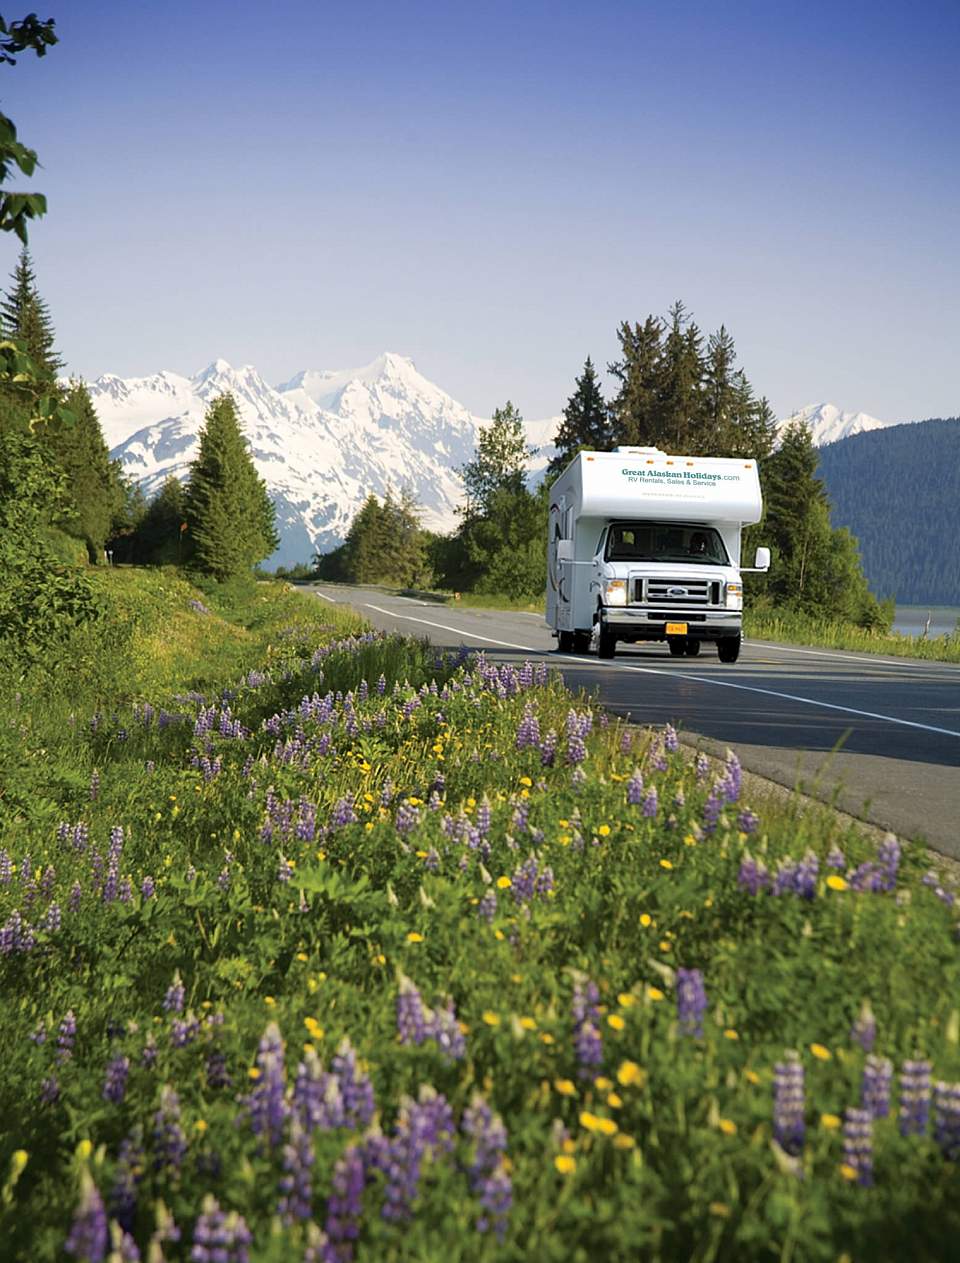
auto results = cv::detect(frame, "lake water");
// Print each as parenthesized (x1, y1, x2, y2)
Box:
(893, 605, 960, 638)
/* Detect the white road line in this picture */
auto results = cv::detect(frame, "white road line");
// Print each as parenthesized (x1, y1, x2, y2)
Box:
(313, 591, 337, 603)
(362, 603, 960, 741)
(748, 639, 958, 672)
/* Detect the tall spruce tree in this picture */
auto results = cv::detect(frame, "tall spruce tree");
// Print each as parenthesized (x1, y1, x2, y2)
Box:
(459, 401, 529, 519)
(608, 316, 664, 447)
(38, 380, 125, 560)
(549, 356, 610, 476)
(1, 247, 63, 378)
(183, 393, 278, 579)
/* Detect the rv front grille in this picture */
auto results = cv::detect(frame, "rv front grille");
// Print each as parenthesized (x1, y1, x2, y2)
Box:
(632, 578, 716, 605)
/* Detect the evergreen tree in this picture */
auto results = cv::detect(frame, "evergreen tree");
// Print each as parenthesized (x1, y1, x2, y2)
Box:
(655, 301, 703, 451)
(459, 402, 529, 519)
(608, 316, 663, 447)
(549, 356, 610, 476)
(38, 380, 124, 560)
(132, 475, 186, 564)
(0, 247, 63, 378)
(183, 393, 279, 580)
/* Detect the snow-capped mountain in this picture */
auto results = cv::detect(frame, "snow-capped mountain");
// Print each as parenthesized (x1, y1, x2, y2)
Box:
(776, 402, 893, 447)
(92, 353, 559, 568)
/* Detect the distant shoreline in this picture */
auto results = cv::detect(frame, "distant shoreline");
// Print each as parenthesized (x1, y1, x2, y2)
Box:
(893, 604, 960, 638)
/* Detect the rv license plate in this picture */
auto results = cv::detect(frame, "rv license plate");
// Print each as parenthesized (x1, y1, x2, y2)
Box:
(666, 622, 688, 635)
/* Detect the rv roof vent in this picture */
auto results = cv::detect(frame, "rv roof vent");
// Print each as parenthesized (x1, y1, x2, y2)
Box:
(612, 445, 666, 455)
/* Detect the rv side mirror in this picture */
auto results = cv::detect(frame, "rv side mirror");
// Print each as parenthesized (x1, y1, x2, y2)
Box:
(556, 539, 574, 563)
(754, 546, 771, 571)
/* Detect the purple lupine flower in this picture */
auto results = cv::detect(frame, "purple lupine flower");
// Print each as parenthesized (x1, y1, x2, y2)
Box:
(842, 1108, 874, 1186)
(140, 877, 155, 899)
(539, 730, 557, 767)
(515, 703, 541, 750)
(511, 856, 539, 904)
(73, 822, 89, 853)
(0, 850, 10, 884)
(899, 1059, 932, 1136)
(566, 734, 587, 766)
(332, 1038, 375, 1128)
(68, 881, 82, 913)
(206, 1049, 231, 1090)
(429, 997, 466, 1060)
(371, 1088, 455, 1223)
(397, 977, 428, 1046)
(191, 1195, 252, 1263)
(170, 1014, 200, 1048)
(65, 1170, 108, 1262)
(737, 809, 759, 834)
(663, 723, 679, 753)
(40, 1074, 59, 1104)
(40, 864, 55, 899)
(395, 802, 420, 836)
(103, 1055, 131, 1104)
(793, 850, 819, 899)
(877, 834, 900, 891)
(826, 845, 846, 869)
(694, 752, 710, 782)
(324, 1143, 365, 1257)
(278, 1114, 314, 1224)
(246, 1022, 288, 1146)
(153, 1085, 187, 1174)
(933, 1081, 960, 1160)
(642, 787, 658, 818)
(331, 797, 357, 828)
(141, 1033, 158, 1068)
(619, 728, 633, 754)
(297, 799, 317, 843)
(772, 1051, 805, 1156)
(164, 971, 185, 1013)
(723, 750, 742, 802)
(861, 1055, 893, 1119)
(676, 968, 708, 1037)
(626, 769, 644, 805)
(380, 778, 394, 806)
(850, 1000, 876, 1053)
(277, 854, 294, 884)
(476, 798, 492, 837)
(648, 741, 667, 773)
(89, 769, 100, 802)
(57, 1010, 77, 1063)
(44, 901, 62, 933)
(572, 977, 603, 1077)
(702, 782, 724, 834)
(462, 1094, 511, 1238)
(30, 1019, 47, 1045)
(512, 800, 530, 833)
(293, 1046, 342, 1133)
(738, 852, 770, 895)
(118, 877, 133, 903)
(109, 1128, 144, 1232)
(477, 889, 497, 923)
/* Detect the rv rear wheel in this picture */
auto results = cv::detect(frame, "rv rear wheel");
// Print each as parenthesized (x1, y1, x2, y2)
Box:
(573, 631, 592, 653)
(557, 631, 575, 652)
(717, 634, 742, 664)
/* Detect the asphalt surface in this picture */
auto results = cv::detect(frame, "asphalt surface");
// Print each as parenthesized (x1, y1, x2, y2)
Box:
(306, 584, 960, 860)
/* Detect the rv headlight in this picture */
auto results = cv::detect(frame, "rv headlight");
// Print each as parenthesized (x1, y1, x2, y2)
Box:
(725, 582, 743, 610)
(603, 579, 627, 606)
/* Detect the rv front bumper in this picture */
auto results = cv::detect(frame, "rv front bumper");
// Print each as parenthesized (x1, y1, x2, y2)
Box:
(602, 608, 742, 639)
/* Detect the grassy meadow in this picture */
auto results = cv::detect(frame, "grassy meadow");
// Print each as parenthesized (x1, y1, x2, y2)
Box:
(1, 571, 958, 1262)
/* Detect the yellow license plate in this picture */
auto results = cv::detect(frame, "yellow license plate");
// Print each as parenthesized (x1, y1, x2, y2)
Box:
(666, 622, 688, 635)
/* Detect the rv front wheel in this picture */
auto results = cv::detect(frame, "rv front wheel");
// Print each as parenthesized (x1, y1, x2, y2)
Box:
(685, 639, 701, 657)
(668, 637, 686, 657)
(717, 634, 742, 664)
(597, 624, 617, 659)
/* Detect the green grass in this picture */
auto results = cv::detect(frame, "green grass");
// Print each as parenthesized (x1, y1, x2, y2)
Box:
(1, 570, 958, 1262)
(744, 607, 960, 663)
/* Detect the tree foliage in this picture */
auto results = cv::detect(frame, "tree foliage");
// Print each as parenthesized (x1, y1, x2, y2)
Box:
(0, 12, 56, 242)
(183, 394, 279, 580)
(1, 246, 62, 375)
(316, 489, 429, 588)
(548, 356, 610, 477)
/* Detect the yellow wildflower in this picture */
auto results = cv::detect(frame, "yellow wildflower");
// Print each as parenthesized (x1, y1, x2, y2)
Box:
(613, 1133, 636, 1150)
(295, 952, 308, 962)
(709, 1202, 730, 1218)
(607, 1014, 625, 1031)
(617, 992, 637, 1008)
(519, 1016, 537, 1030)
(594, 1076, 613, 1092)
(597, 824, 611, 837)
(810, 1043, 832, 1061)
(659, 859, 673, 870)
(826, 875, 848, 891)
(540, 1032, 555, 1045)
(554, 1078, 577, 1097)
(821, 1113, 842, 1130)
(519, 776, 532, 787)
(496, 876, 512, 889)
(248, 1067, 262, 1081)
(194, 1119, 208, 1134)
(723, 1028, 739, 1040)
(406, 931, 424, 943)
(482, 1011, 501, 1027)
(607, 1092, 623, 1109)
(76, 1140, 93, 1160)
(745, 1069, 761, 1085)
(718, 1118, 737, 1135)
(647, 986, 665, 1002)
(639, 913, 653, 928)
(839, 1163, 858, 1181)
(617, 1060, 643, 1087)
(554, 1154, 576, 1174)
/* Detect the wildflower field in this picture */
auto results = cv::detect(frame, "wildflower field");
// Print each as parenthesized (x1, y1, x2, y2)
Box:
(1, 572, 958, 1263)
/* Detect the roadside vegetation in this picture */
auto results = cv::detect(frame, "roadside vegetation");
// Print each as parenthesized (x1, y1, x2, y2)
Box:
(2, 573, 959, 1262)
(744, 606, 960, 664)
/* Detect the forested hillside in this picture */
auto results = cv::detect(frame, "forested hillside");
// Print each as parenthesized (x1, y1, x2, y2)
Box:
(817, 418, 960, 604)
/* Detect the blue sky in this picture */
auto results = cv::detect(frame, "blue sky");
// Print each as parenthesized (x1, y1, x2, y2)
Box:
(4, 0, 958, 421)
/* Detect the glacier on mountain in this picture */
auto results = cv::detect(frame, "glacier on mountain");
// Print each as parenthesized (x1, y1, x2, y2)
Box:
(94, 353, 559, 569)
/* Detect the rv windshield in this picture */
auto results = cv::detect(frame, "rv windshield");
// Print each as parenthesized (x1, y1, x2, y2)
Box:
(604, 522, 729, 566)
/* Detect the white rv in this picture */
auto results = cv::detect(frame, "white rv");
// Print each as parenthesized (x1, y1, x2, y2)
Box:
(546, 447, 769, 662)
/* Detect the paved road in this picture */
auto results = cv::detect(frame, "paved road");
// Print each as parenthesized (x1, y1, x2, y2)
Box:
(306, 584, 960, 859)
